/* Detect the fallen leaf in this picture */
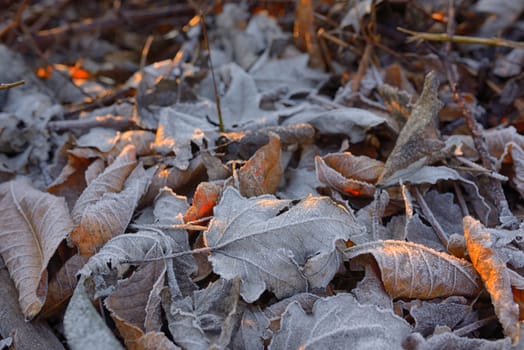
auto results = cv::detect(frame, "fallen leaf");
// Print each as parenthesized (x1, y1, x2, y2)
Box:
(153, 107, 208, 170)
(69, 163, 150, 256)
(269, 293, 411, 350)
(135, 332, 180, 350)
(183, 181, 223, 224)
(345, 240, 483, 299)
(238, 133, 282, 197)
(463, 216, 520, 344)
(379, 71, 444, 182)
(71, 144, 137, 226)
(42, 253, 89, 318)
(64, 276, 124, 350)
(164, 278, 242, 350)
(0, 178, 73, 319)
(105, 244, 167, 349)
(315, 152, 383, 197)
(205, 187, 366, 302)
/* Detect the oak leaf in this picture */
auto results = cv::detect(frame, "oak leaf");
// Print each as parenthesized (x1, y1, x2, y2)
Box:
(269, 293, 411, 350)
(205, 187, 366, 302)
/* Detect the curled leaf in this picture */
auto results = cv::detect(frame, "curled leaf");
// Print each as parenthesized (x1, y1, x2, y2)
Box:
(345, 240, 483, 299)
(238, 133, 282, 197)
(463, 216, 520, 344)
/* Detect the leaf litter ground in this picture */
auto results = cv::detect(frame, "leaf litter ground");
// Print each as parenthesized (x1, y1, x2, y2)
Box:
(1, 0, 524, 349)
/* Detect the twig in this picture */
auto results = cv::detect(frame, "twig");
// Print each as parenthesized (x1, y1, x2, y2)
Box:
(48, 115, 136, 131)
(199, 13, 225, 133)
(14, 4, 193, 51)
(397, 27, 524, 50)
(19, 19, 94, 101)
(412, 186, 449, 247)
(453, 315, 498, 337)
(0, 80, 25, 90)
(453, 156, 508, 181)
(453, 183, 470, 217)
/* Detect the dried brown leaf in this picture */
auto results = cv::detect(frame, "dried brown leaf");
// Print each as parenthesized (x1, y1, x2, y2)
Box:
(379, 71, 445, 182)
(103, 243, 168, 350)
(238, 133, 282, 197)
(69, 163, 149, 256)
(135, 332, 180, 350)
(71, 144, 137, 225)
(463, 216, 520, 344)
(316, 152, 383, 197)
(183, 181, 223, 224)
(47, 148, 103, 209)
(41, 253, 89, 318)
(345, 240, 483, 299)
(0, 179, 73, 319)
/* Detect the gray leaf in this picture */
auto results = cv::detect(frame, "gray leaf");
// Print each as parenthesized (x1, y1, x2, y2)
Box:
(269, 293, 411, 350)
(205, 187, 366, 302)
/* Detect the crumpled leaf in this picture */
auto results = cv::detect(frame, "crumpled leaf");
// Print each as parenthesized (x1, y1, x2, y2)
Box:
(183, 181, 223, 224)
(42, 253, 89, 318)
(345, 240, 483, 299)
(463, 216, 520, 344)
(315, 152, 383, 197)
(71, 144, 137, 225)
(164, 278, 242, 350)
(47, 147, 103, 209)
(238, 133, 282, 197)
(135, 332, 180, 350)
(379, 165, 490, 224)
(250, 54, 329, 98)
(269, 293, 411, 350)
(205, 187, 366, 302)
(216, 63, 263, 128)
(69, 163, 150, 256)
(75, 127, 120, 153)
(152, 188, 197, 297)
(153, 107, 208, 170)
(64, 276, 124, 350)
(0, 178, 73, 319)
(379, 71, 444, 182)
(403, 331, 511, 350)
(283, 107, 389, 143)
(403, 297, 472, 336)
(105, 244, 167, 350)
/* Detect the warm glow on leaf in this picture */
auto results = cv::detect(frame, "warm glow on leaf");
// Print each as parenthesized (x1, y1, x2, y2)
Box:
(463, 216, 520, 344)
(183, 181, 223, 224)
(69, 65, 91, 80)
(36, 65, 53, 79)
(345, 240, 483, 299)
(238, 133, 282, 197)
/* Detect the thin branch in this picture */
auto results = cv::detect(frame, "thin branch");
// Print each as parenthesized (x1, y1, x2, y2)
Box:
(397, 27, 524, 50)
(0, 80, 25, 90)
(413, 186, 449, 247)
(200, 13, 225, 133)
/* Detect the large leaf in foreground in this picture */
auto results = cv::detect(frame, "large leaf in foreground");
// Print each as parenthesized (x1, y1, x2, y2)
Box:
(204, 187, 366, 302)
(0, 179, 73, 319)
(269, 293, 411, 350)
